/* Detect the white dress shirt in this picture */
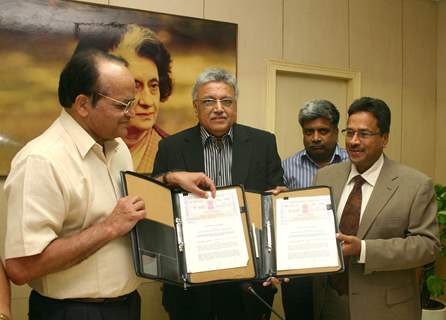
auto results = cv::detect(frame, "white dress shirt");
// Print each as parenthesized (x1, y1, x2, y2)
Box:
(337, 154, 385, 262)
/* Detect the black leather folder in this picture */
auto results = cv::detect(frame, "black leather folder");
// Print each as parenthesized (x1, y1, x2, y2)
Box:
(121, 171, 256, 287)
(121, 171, 344, 288)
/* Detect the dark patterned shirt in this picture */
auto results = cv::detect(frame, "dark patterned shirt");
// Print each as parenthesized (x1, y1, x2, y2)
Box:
(200, 126, 233, 187)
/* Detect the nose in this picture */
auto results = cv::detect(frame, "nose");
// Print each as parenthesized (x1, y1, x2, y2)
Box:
(138, 88, 156, 109)
(213, 101, 225, 112)
(312, 131, 322, 143)
(348, 132, 361, 145)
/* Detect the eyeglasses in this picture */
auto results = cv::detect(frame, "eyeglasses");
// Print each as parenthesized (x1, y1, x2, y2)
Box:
(341, 129, 381, 139)
(196, 98, 235, 108)
(96, 92, 136, 114)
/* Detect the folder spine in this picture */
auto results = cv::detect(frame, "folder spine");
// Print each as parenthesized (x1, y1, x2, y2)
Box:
(266, 220, 272, 253)
(175, 217, 184, 252)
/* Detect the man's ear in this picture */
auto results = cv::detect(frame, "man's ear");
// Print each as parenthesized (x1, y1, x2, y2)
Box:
(73, 94, 91, 117)
(382, 133, 389, 148)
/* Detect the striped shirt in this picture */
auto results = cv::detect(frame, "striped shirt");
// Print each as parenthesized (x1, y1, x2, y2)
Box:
(200, 126, 233, 187)
(282, 145, 348, 189)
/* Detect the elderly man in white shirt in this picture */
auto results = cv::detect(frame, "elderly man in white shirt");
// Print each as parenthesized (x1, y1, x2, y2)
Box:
(4, 49, 215, 320)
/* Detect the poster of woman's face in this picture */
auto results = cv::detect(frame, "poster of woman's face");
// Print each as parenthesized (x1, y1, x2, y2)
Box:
(0, 0, 237, 175)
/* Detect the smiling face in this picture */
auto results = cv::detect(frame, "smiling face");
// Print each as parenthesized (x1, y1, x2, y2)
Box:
(345, 111, 388, 173)
(302, 117, 339, 165)
(194, 81, 237, 137)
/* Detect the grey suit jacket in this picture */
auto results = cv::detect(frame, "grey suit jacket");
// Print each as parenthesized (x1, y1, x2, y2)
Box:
(313, 156, 440, 320)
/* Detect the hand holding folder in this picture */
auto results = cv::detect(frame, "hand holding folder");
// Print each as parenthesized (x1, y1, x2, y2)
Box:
(121, 171, 344, 288)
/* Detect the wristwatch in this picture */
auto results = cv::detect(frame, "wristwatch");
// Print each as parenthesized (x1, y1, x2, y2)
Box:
(0, 313, 9, 320)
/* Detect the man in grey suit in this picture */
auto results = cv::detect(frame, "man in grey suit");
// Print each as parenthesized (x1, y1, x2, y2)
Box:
(313, 97, 440, 320)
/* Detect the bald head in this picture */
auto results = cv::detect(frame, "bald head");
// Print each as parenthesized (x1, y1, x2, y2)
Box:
(95, 58, 134, 97)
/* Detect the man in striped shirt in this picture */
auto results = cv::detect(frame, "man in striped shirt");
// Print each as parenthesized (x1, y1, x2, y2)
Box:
(153, 68, 285, 320)
(281, 99, 348, 320)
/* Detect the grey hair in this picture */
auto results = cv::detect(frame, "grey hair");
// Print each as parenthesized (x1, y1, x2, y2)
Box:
(298, 99, 340, 127)
(192, 68, 239, 100)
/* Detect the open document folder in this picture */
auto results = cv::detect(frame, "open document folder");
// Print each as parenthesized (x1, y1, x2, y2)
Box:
(121, 171, 255, 287)
(121, 171, 344, 287)
(245, 188, 344, 277)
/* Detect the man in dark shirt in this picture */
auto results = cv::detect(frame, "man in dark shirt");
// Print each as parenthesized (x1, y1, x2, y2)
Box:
(153, 68, 285, 320)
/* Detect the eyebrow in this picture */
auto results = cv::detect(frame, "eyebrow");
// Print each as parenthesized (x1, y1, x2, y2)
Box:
(201, 96, 233, 99)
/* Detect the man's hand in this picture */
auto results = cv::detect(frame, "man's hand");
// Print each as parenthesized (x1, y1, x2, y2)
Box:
(262, 276, 290, 287)
(337, 233, 361, 257)
(164, 172, 217, 198)
(5, 196, 146, 286)
(266, 186, 288, 195)
(104, 196, 146, 238)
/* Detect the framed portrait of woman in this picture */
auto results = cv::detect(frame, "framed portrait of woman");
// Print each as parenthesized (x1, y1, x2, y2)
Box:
(0, 0, 237, 175)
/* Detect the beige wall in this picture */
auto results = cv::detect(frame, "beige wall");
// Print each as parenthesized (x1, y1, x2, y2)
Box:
(402, 0, 437, 177)
(1, 0, 444, 319)
(436, 1, 446, 185)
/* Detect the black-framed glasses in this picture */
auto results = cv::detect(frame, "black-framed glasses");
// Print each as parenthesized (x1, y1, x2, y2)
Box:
(96, 92, 136, 114)
(341, 129, 381, 139)
(196, 98, 235, 108)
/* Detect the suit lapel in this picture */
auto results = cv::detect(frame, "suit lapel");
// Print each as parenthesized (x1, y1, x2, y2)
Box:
(332, 162, 351, 209)
(357, 157, 399, 238)
(182, 125, 205, 172)
(231, 124, 251, 185)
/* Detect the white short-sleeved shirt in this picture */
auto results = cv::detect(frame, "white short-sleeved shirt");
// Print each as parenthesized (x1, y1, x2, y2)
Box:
(4, 109, 141, 299)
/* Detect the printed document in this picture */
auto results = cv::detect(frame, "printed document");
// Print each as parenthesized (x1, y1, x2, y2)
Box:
(179, 189, 249, 273)
(275, 195, 338, 271)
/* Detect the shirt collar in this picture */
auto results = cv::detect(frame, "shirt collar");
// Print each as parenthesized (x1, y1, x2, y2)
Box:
(348, 153, 385, 187)
(200, 125, 233, 145)
(59, 109, 120, 159)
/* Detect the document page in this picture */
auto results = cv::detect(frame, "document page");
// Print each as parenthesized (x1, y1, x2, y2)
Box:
(275, 195, 338, 271)
(179, 189, 249, 273)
